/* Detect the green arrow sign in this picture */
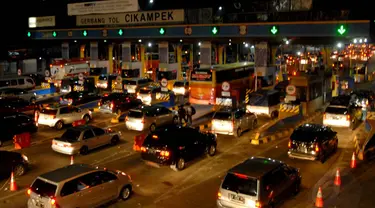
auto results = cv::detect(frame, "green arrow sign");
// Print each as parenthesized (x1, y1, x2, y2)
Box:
(82, 30, 88, 36)
(337, 25, 346, 35)
(212, 27, 218, 35)
(159, 28, 165, 35)
(52, 31, 57, 37)
(270, 26, 278, 35)
(118, 29, 123, 35)
(27, 32, 31, 37)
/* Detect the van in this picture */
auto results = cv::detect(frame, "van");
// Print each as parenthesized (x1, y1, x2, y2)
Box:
(123, 78, 153, 94)
(0, 76, 35, 90)
(217, 157, 301, 208)
(27, 164, 132, 208)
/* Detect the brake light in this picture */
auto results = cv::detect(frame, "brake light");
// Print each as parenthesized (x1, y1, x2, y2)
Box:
(231, 119, 234, 128)
(160, 150, 170, 157)
(98, 100, 101, 106)
(217, 192, 222, 199)
(59, 97, 62, 101)
(141, 118, 145, 123)
(27, 188, 31, 196)
(125, 116, 129, 121)
(323, 113, 326, 119)
(68, 98, 72, 103)
(315, 143, 320, 152)
(346, 115, 350, 121)
(288, 139, 291, 148)
(51, 198, 56, 205)
(50, 115, 56, 119)
(234, 173, 248, 179)
(366, 100, 369, 106)
(140, 147, 146, 152)
(110, 101, 114, 110)
(255, 200, 262, 208)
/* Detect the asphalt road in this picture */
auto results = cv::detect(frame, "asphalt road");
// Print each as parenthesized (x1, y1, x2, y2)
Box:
(0, 113, 373, 208)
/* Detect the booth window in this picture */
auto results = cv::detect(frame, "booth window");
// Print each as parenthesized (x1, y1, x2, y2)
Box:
(309, 83, 322, 100)
(296, 87, 307, 102)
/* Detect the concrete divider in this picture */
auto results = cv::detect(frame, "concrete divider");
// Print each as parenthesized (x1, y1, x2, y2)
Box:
(250, 112, 322, 145)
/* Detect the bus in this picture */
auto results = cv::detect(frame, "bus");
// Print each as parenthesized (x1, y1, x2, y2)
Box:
(189, 62, 255, 105)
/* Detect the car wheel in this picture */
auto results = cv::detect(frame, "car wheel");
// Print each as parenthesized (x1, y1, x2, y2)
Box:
(80, 146, 89, 155)
(30, 97, 36, 104)
(252, 119, 258, 129)
(83, 115, 90, 123)
(14, 164, 26, 176)
(119, 185, 132, 201)
(111, 136, 120, 145)
(234, 128, 242, 138)
(172, 116, 179, 125)
(207, 145, 216, 156)
(55, 121, 64, 130)
(176, 158, 185, 171)
(149, 124, 156, 132)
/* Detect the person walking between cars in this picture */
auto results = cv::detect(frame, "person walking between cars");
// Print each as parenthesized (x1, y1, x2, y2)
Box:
(185, 102, 196, 125)
(178, 105, 187, 125)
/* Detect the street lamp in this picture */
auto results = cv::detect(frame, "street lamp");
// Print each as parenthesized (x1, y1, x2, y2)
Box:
(148, 42, 152, 47)
(149, 0, 153, 3)
(198, 42, 201, 46)
(285, 40, 289, 45)
(218, 6, 222, 10)
(337, 42, 342, 48)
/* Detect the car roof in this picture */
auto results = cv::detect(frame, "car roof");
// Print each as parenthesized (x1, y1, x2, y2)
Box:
(228, 157, 284, 178)
(39, 164, 96, 183)
(68, 125, 94, 131)
(294, 123, 328, 132)
(133, 105, 164, 111)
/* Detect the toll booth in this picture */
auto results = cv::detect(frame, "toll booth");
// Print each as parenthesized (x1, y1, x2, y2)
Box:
(121, 62, 142, 80)
(286, 73, 324, 116)
(89, 67, 107, 85)
(158, 63, 180, 90)
(254, 66, 277, 87)
(332, 75, 354, 97)
(97, 74, 117, 91)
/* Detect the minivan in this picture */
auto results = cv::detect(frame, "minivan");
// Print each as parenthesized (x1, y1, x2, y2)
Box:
(27, 164, 132, 208)
(217, 157, 301, 208)
(0, 76, 35, 90)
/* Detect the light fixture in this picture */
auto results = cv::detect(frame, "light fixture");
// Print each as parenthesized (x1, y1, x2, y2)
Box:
(354, 39, 357, 43)
(251, 45, 254, 48)
(138, 39, 142, 43)
(219, 6, 222, 10)
(285, 40, 289, 45)
(337, 42, 342, 48)
(198, 42, 201, 46)
(148, 42, 152, 47)
(245, 43, 249, 47)
(180, 39, 183, 42)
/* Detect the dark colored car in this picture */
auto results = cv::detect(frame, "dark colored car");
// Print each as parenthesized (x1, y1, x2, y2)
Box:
(0, 97, 38, 115)
(217, 157, 301, 208)
(60, 91, 101, 106)
(0, 112, 38, 146)
(0, 150, 29, 178)
(288, 123, 338, 162)
(141, 126, 217, 171)
(98, 92, 142, 114)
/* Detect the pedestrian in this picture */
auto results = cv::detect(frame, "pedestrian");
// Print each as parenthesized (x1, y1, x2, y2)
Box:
(185, 102, 196, 125)
(178, 105, 187, 125)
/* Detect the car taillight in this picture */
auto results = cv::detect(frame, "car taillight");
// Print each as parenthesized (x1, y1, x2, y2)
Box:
(98, 101, 101, 106)
(110, 101, 114, 110)
(315, 143, 320, 152)
(288, 139, 292, 148)
(160, 150, 170, 157)
(51, 198, 57, 206)
(323, 113, 326, 119)
(231, 119, 234, 128)
(346, 115, 350, 121)
(140, 147, 146, 152)
(27, 188, 31, 196)
(255, 200, 262, 208)
(59, 97, 62, 101)
(51, 115, 56, 119)
(68, 98, 72, 103)
(141, 118, 145, 123)
(366, 100, 369, 106)
(217, 192, 222, 199)
(125, 116, 129, 121)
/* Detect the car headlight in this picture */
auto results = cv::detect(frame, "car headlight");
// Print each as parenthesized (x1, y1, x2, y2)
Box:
(22, 154, 29, 161)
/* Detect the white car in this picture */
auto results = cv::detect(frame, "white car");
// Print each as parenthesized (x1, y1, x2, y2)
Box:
(37, 105, 92, 130)
(0, 88, 36, 103)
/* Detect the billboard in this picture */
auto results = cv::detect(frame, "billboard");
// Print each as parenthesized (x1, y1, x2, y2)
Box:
(68, 0, 138, 16)
(76, 10, 184, 26)
(28, 16, 55, 28)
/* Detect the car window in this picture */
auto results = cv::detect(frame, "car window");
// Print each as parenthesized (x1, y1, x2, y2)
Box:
(59, 107, 70, 114)
(270, 167, 287, 185)
(18, 79, 25, 85)
(79, 172, 103, 187)
(60, 179, 81, 197)
(213, 112, 232, 120)
(234, 110, 245, 119)
(98, 171, 118, 183)
(159, 107, 171, 115)
(30, 178, 57, 197)
(70, 107, 80, 113)
(10, 80, 17, 86)
(26, 78, 34, 85)
(83, 130, 95, 140)
(222, 173, 257, 196)
(92, 127, 105, 136)
(0, 80, 9, 87)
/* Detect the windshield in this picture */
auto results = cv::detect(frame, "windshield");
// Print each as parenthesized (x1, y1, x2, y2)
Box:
(325, 106, 348, 115)
(41, 109, 57, 115)
(290, 129, 320, 142)
(222, 173, 257, 196)
(128, 110, 143, 118)
(140, 89, 151, 94)
(174, 82, 185, 87)
(30, 179, 57, 197)
(124, 80, 137, 85)
(213, 112, 232, 120)
(99, 75, 107, 81)
(60, 129, 81, 142)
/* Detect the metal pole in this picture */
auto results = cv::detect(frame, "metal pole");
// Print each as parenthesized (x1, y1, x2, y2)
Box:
(255, 67, 258, 92)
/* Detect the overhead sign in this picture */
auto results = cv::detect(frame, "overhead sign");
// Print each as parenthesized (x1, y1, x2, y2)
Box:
(68, 0, 138, 16)
(28, 16, 55, 28)
(286, 85, 296, 95)
(76, 9, 184, 26)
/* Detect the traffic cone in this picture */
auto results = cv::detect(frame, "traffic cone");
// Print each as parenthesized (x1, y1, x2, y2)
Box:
(315, 186, 324, 207)
(10, 171, 17, 191)
(334, 168, 341, 186)
(70, 155, 74, 165)
(350, 152, 357, 169)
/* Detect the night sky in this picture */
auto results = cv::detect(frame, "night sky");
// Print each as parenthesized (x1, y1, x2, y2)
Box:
(0, 0, 372, 51)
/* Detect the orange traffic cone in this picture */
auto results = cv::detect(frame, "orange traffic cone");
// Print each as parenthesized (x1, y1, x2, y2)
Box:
(350, 152, 356, 169)
(70, 155, 74, 165)
(10, 171, 17, 191)
(334, 168, 341, 186)
(315, 186, 324, 207)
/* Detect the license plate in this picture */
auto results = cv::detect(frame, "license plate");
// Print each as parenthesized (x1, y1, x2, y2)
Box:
(35, 201, 44, 208)
(332, 116, 339, 120)
(229, 194, 244, 203)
